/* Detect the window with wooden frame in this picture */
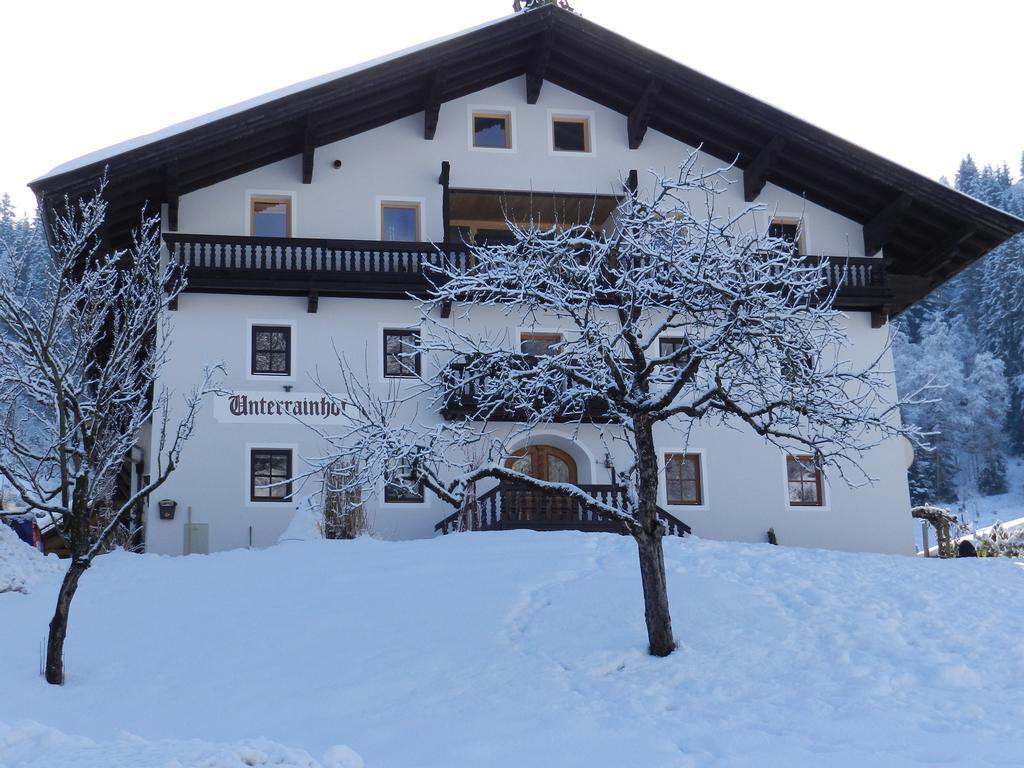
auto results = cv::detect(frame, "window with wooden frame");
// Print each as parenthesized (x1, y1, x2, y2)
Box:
(664, 453, 703, 506)
(384, 458, 425, 503)
(383, 329, 420, 378)
(250, 448, 293, 502)
(472, 111, 512, 149)
(250, 196, 292, 237)
(786, 454, 824, 506)
(380, 202, 421, 241)
(520, 332, 563, 357)
(659, 336, 689, 364)
(769, 217, 805, 255)
(551, 115, 591, 153)
(251, 325, 291, 376)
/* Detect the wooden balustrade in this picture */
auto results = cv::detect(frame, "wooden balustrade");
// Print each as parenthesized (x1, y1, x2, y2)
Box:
(434, 481, 691, 537)
(163, 232, 888, 307)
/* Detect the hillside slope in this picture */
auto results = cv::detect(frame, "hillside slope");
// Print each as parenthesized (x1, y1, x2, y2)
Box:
(2, 531, 1023, 767)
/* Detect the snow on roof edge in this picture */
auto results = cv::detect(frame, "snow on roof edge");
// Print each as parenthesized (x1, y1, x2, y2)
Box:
(32, 13, 516, 185)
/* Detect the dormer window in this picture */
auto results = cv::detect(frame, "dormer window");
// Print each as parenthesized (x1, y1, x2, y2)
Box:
(472, 112, 512, 149)
(552, 115, 591, 153)
(769, 217, 804, 255)
(250, 196, 291, 237)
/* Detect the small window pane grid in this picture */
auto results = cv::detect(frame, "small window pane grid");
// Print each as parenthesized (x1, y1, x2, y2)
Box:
(552, 117, 590, 152)
(383, 330, 421, 378)
(665, 453, 702, 506)
(251, 197, 291, 237)
(473, 113, 511, 149)
(787, 455, 824, 506)
(381, 203, 420, 241)
(251, 325, 291, 376)
(384, 460, 425, 503)
(250, 449, 292, 502)
(520, 333, 563, 357)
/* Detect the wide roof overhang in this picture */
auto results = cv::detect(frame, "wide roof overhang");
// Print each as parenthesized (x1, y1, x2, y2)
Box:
(29, 5, 1023, 316)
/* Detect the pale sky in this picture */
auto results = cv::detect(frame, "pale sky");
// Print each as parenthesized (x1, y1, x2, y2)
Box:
(2, 0, 1020, 215)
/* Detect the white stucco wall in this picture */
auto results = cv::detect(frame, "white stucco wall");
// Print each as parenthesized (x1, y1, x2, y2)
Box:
(147, 76, 911, 556)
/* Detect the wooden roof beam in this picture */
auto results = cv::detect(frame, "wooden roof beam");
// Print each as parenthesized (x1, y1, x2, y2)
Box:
(919, 225, 977, 278)
(863, 193, 912, 257)
(526, 27, 554, 104)
(743, 136, 786, 202)
(627, 79, 660, 150)
(423, 70, 446, 140)
(301, 119, 315, 184)
(162, 162, 179, 232)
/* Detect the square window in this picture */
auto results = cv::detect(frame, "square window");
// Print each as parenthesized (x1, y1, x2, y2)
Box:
(473, 112, 511, 149)
(786, 455, 823, 506)
(665, 453, 703, 506)
(769, 218, 804, 255)
(381, 202, 421, 241)
(659, 336, 689, 360)
(552, 116, 590, 153)
(384, 459, 424, 503)
(520, 332, 562, 357)
(383, 329, 420, 378)
(251, 196, 291, 237)
(250, 448, 293, 502)
(251, 325, 291, 376)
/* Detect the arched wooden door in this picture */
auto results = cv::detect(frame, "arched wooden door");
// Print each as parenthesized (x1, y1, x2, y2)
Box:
(504, 445, 578, 524)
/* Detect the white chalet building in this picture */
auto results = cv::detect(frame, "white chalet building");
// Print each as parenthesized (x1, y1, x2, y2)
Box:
(30, 5, 1024, 556)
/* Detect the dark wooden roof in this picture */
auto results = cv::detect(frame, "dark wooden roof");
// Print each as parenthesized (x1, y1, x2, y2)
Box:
(29, 5, 1023, 315)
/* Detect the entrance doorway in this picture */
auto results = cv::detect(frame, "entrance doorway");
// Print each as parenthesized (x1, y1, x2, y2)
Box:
(505, 444, 578, 483)
(504, 445, 579, 523)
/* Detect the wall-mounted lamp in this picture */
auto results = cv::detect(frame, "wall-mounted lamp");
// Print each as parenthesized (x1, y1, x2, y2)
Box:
(283, 385, 293, 393)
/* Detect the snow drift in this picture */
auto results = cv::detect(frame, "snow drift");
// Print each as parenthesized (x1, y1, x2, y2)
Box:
(1, 532, 1022, 767)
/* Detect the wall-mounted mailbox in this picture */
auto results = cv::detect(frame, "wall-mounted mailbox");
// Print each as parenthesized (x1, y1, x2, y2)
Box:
(158, 499, 177, 520)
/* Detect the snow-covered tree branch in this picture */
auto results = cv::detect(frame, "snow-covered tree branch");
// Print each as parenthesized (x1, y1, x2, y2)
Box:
(307, 151, 922, 657)
(0, 179, 219, 684)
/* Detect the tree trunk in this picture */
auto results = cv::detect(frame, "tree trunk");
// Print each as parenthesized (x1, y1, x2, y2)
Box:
(632, 414, 676, 657)
(45, 559, 89, 685)
(635, 524, 675, 656)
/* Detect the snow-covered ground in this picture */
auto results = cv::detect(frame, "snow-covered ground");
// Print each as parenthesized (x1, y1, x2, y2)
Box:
(2, 531, 1024, 767)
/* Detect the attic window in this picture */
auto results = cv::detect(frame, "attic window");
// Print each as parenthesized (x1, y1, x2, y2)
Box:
(473, 112, 512, 149)
(250, 196, 292, 237)
(552, 116, 591, 153)
(769, 217, 804, 255)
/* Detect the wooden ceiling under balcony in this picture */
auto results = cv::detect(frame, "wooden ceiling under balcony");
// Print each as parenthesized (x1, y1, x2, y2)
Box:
(29, 5, 1024, 317)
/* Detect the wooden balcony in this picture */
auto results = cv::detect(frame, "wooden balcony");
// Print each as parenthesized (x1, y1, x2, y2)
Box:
(440, 355, 617, 423)
(434, 481, 692, 537)
(164, 232, 890, 310)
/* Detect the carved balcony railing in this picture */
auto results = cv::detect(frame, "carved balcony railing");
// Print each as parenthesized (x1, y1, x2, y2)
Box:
(440, 354, 617, 423)
(434, 481, 691, 536)
(163, 233, 471, 300)
(163, 233, 889, 309)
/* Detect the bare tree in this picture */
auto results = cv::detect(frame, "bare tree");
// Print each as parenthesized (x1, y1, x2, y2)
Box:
(0, 181, 217, 684)
(307, 152, 918, 657)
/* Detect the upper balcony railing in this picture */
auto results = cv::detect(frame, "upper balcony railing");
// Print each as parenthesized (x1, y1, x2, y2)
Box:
(163, 232, 890, 307)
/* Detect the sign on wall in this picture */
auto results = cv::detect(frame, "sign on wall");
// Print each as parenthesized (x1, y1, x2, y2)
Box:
(214, 391, 347, 425)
